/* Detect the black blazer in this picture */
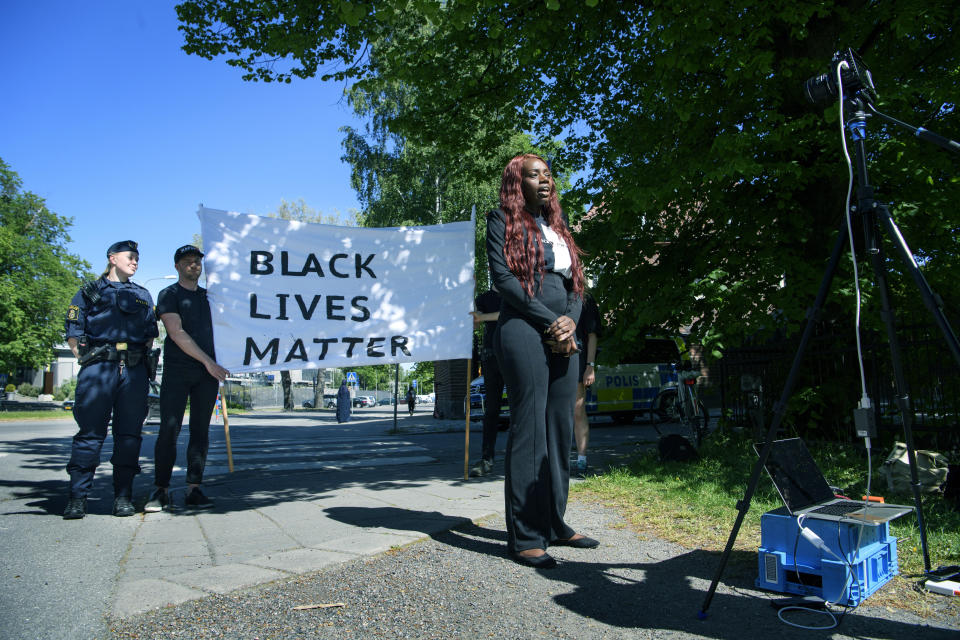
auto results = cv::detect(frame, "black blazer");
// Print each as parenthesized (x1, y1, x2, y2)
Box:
(486, 207, 581, 331)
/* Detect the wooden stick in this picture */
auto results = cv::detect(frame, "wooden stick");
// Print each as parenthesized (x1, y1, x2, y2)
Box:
(219, 388, 235, 473)
(464, 358, 472, 480)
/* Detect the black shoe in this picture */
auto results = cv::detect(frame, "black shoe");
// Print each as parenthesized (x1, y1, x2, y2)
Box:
(113, 496, 136, 517)
(144, 488, 170, 513)
(552, 534, 600, 549)
(63, 496, 86, 520)
(468, 458, 494, 477)
(185, 487, 214, 509)
(511, 551, 557, 569)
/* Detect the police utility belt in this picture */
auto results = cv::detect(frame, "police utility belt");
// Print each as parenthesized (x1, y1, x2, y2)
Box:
(78, 341, 147, 368)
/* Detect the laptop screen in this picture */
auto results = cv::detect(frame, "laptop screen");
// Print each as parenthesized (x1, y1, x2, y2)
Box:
(758, 438, 837, 512)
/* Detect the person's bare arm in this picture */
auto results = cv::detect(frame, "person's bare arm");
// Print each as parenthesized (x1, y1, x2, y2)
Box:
(470, 311, 500, 326)
(584, 332, 598, 386)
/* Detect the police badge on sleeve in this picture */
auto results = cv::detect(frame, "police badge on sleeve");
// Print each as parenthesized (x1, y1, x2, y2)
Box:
(67, 305, 80, 321)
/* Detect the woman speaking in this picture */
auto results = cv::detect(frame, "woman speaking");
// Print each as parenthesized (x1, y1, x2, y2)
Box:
(487, 154, 599, 568)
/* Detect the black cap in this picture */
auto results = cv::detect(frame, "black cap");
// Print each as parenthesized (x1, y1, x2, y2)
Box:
(107, 240, 138, 256)
(174, 245, 204, 262)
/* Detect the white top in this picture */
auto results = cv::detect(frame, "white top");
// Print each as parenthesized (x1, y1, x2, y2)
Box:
(538, 219, 572, 279)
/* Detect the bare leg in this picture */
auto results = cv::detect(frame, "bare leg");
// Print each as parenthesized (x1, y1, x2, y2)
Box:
(574, 382, 589, 457)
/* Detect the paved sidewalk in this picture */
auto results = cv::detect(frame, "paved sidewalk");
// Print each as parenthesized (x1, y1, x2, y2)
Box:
(114, 465, 502, 618)
(113, 411, 504, 618)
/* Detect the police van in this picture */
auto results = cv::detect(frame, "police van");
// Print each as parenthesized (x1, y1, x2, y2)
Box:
(586, 338, 681, 423)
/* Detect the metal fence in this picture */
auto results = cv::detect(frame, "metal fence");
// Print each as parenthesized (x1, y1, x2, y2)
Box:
(220, 382, 317, 410)
(717, 321, 960, 452)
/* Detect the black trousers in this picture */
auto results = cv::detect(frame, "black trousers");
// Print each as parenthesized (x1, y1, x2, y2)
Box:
(495, 287, 578, 552)
(154, 363, 219, 487)
(480, 350, 504, 462)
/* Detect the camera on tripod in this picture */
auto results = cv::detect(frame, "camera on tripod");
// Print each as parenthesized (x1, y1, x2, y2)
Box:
(803, 47, 878, 106)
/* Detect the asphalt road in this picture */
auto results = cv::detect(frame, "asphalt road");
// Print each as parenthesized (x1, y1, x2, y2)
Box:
(4, 409, 955, 639)
(0, 408, 664, 639)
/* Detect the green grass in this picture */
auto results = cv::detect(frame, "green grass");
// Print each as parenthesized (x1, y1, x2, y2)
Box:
(0, 409, 73, 421)
(573, 431, 960, 619)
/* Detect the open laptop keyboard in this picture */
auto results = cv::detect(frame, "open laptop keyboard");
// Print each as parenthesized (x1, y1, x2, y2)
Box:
(808, 501, 864, 516)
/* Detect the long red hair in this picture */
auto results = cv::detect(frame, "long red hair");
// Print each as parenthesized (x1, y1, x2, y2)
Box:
(495, 154, 584, 299)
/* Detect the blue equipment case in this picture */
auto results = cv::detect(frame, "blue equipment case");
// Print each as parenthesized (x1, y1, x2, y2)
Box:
(756, 507, 898, 605)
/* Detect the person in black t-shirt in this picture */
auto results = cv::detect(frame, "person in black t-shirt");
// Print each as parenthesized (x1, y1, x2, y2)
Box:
(573, 292, 601, 474)
(145, 245, 230, 512)
(468, 288, 504, 477)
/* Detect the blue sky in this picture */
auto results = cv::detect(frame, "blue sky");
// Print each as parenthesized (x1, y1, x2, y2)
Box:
(1, 1, 364, 302)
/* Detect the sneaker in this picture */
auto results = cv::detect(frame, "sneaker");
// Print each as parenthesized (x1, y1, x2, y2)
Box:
(185, 487, 214, 509)
(112, 496, 136, 517)
(63, 496, 87, 520)
(144, 488, 170, 513)
(574, 460, 589, 478)
(469, 458, 494, 478)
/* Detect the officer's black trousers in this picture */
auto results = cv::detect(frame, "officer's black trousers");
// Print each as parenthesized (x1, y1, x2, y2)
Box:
(154, 363, 219, 487)
(496, 286, 578, 552)
(68, 360, 148, 498)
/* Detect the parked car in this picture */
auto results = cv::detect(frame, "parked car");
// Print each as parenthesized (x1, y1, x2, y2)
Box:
(323, 393, 338, 409)
(62, 399, 75, 410)
(302, 400, 314, 409)
(379, 396, 396, 406)
(353, 395, 376, 408)
(469, 376, 509, 428)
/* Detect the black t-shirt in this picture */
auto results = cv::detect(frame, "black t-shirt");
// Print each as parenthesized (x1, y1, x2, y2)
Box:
(475, 289, 502, 351)
(576, 293, 601, 346)
(157, 282, 216, 367)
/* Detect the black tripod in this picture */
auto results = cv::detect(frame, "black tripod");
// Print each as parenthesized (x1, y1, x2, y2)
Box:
(699, 95, 960, 618)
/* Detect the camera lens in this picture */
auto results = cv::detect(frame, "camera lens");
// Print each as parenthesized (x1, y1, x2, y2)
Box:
(803, 72, 836, 105)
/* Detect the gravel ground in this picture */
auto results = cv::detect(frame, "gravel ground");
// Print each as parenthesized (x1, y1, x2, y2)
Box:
(107, 500, 959, 640)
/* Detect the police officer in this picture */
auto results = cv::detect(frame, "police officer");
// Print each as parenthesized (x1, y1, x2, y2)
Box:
(63, 240, 159, 519)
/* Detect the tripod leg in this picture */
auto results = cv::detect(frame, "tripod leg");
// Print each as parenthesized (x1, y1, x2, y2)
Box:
(699, 223, 848, 617)
(877, 206, 960, 368)
(872, 204, 952, 572)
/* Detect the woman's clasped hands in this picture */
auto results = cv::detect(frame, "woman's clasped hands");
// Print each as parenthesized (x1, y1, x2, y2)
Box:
(544, 315, 578, 356)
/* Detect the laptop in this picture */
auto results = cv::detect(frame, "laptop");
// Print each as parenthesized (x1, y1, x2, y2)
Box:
(757, 438, 913, 524)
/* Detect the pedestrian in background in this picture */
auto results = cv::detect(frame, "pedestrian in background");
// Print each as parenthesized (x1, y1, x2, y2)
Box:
(145, 245, 229, 513)
(573, 291, 601, 475)
(468, 288, 503, 477)
(336, 379, 351, 423)
(63, 240, 158, 519)
(406, 385, 416, 415)
(487, 153, 599, 569)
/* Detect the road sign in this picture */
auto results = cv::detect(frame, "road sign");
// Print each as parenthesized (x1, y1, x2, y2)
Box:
(412, 379, 418, 388)
(346, 371, 359, 384)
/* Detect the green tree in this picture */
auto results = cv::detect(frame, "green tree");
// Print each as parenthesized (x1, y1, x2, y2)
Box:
(341, 81, 569, 291)
(408, 360, 435, 394)
(0, 158, 92, 373)
(273, 198, 357, 226)
(177, 1, 960, 359)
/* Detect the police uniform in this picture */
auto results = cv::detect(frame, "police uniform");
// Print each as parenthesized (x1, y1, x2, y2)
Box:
(63, 241, 158, 518)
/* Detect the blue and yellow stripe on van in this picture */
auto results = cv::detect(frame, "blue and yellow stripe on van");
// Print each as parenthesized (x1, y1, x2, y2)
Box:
(585, 363, 678, 414)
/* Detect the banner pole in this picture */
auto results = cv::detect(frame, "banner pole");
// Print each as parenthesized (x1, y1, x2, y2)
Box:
(464, 358, 472, 480)
(219, 387, 235, 473)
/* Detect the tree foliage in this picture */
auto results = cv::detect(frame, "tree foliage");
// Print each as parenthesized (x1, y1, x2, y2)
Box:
(0, 158, 92, 372)
(177, 0, 960, 360)
(341, 81, 567, 291)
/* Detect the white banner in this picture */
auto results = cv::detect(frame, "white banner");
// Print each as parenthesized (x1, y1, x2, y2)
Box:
(198, 207, 475, 373)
